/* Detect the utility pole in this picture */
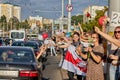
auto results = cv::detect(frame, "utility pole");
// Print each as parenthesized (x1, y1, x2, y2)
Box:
(51, 20, 54, 35)
(106, 1, 120, 80)
(67, 0, 72, 32)
(108, 0, 120, 32)
(60, 0, 64, 31)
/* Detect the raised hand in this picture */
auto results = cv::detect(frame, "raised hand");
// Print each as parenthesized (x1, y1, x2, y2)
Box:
(94, 26, 100, 33)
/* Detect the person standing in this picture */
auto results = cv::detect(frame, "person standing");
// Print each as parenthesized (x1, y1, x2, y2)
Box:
(76, 33, 104, 80)
(95, 26, 120, 80)
(61, 32, 87, 80)
(48, 38, 57, 56)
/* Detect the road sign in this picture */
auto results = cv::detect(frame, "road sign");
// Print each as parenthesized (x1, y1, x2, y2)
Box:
(66, 4, 73, 12)
(110, 11, 120, 27)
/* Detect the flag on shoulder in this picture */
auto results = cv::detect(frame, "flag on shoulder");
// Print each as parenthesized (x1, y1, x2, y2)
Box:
(62, 45, 87, 76)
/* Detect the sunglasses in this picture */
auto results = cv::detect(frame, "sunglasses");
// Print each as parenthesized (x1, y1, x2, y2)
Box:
(114, 31, 120, 34)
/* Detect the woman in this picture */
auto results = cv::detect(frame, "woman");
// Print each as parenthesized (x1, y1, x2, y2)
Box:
(60, 32, 86, 80)
(95, 26, 120, 80)
(76, 33, 104, 80)
(95, 26, 120, 47)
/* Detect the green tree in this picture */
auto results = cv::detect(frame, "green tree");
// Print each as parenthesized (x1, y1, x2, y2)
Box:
(8, 16, 19, 30)
(20, 19, 30, 30)
(82, 6, 108, 32)
(71, 15, 83, 25)
(0, 15, 7, 31)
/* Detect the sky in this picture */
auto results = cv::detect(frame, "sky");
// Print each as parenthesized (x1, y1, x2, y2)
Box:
(0, 0, 108, 20)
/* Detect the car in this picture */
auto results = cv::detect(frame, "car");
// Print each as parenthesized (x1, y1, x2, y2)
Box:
(4, 38, 15, 46)
(11, 40, 40, 56)
(0, 39, 3, 46)
(0, 46, 42, 80)
(29, 39, 44, 47)
(12, 40, 48, 63)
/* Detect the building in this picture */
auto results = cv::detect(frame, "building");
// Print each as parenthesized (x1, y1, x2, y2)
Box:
(83, 5, 105, 23)
(28, 16, 43, 33)
(13, 6, 21, 21)
(54, 17, 68, 31)
(28, 15, 43, 29)
(0, 4, 21, 22)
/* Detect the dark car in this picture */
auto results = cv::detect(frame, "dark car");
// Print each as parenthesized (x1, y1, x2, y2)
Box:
(0, 39, 3, 46)
(29, 39, 44, 47)
(11, 40, 40, 56)
(0, 46, 42, 80)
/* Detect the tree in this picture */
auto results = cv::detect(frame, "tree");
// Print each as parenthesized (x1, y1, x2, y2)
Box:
(20, 19, 30, 30)
(71, 15, 83, 25)
(0, 15, 7, 31)
(0, 15, 7, 37)
(82, 6, 108, 32)
(8, 16, 19, 30)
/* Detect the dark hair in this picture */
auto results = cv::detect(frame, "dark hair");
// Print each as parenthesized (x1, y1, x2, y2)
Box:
(72, 32, 80, 44)
(92, 32, 102, 44)
(72, 32, 80, 37)
(114, 26, 120, 39)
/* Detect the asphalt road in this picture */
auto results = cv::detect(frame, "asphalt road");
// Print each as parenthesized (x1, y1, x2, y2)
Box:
(42, 52, 69, 80)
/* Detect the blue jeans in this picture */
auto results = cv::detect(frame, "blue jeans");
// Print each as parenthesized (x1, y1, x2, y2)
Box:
(109, 64, 117, 80)
(115, 65, 120, 80)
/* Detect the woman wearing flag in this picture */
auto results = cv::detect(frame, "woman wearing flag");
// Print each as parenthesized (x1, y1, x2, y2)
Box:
(60, 32, 87, 80)
(76, 33, 104, 80)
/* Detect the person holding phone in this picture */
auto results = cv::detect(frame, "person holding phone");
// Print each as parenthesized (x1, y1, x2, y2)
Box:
(76, 33, 104, 80)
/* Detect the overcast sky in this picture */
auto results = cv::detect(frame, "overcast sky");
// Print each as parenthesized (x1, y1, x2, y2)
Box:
(0, 0, 108, 20)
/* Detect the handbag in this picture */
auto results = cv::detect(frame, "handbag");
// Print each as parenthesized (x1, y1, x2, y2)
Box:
(107, 47, 119, 63)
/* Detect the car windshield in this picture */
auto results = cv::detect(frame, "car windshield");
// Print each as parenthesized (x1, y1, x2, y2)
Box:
(0, 48, 35, 63)
(11, 32, 24, 39)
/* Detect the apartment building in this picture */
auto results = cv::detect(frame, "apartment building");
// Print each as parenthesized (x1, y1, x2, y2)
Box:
(0, 4, 21, 22)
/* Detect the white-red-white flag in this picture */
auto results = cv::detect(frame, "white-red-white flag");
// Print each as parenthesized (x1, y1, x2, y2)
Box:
(62, 45, 87, 76)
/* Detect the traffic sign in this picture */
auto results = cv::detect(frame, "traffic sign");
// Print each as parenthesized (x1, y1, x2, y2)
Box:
(110, 11, 120, 27)
(66, 4, 73, 12)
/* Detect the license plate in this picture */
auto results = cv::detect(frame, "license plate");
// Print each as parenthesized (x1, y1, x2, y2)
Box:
(0, 70, 18, 77)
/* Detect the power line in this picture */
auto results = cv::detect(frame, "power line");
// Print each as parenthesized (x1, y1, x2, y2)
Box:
(34, 10, 61, 13)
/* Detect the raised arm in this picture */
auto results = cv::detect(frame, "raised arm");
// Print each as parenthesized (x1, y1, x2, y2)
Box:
(78, 22, 84, 35)
(36, 44, 47, 59)
(94, 26, 120, 47)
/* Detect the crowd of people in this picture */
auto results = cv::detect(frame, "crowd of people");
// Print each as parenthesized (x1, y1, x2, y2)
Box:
(37, 18, 120, 80)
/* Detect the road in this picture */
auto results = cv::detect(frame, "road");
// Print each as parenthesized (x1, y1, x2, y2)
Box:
(42, 52, 69, 80)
